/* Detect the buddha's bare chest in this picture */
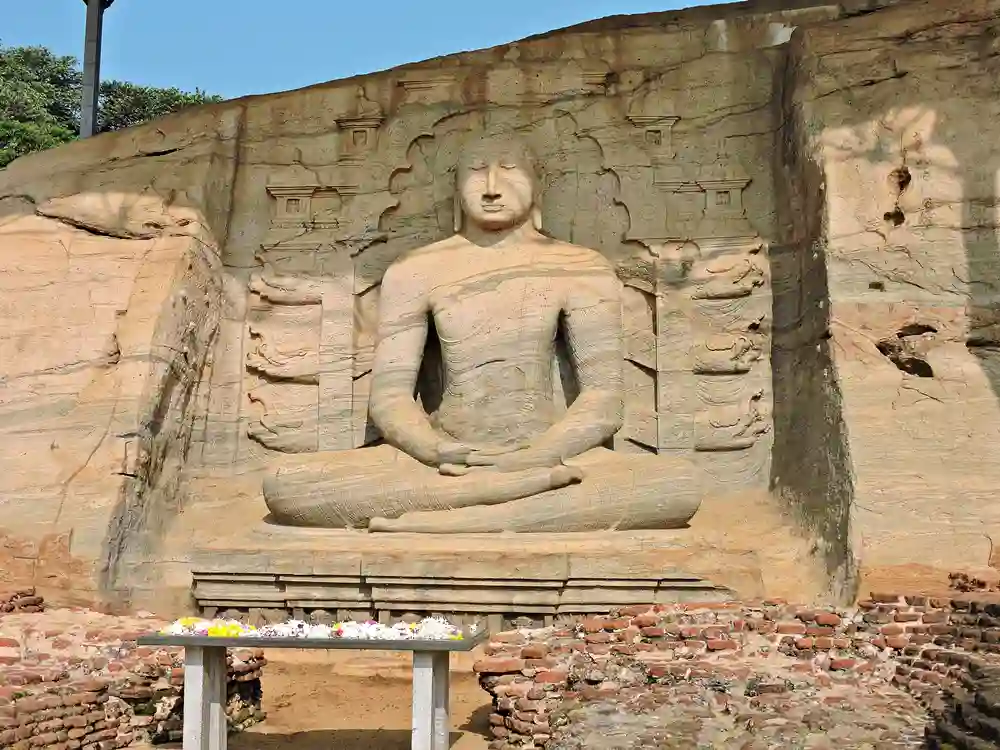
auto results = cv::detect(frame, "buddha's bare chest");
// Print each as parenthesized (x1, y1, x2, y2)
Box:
(429, 272, 567, 353)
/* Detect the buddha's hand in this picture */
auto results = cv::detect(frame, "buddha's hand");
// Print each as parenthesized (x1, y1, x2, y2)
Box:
(437, 441, 527, 476)
(436, 440, 474, 467)
(435, 440, 520, 476)
(470, 445, 563, 473)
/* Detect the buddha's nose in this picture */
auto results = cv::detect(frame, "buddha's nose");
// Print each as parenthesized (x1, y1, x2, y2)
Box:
(484, 164, 500, 199)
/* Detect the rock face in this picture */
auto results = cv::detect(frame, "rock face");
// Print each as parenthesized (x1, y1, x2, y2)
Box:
(0, 114, 236, 606)
(1, 0, 999, 607)
(773, 0, 1000, 593)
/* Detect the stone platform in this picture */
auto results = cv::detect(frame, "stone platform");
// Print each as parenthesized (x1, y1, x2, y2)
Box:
(170, 522, 765, 630)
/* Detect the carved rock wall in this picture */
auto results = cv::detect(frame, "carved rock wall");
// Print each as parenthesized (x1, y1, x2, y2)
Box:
(206, 7, 800, 494)
(0, 0, 997, 604)
(770, 25, 857, 600)
(786, 0, 1000, 583)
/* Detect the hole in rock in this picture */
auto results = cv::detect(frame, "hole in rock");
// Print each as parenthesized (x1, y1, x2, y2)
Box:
(869, 281, 885, 290)
(897, 323, 937, 337)
(876, 338, 934, 378)
(889, 166, 912, 193)
(967, 335, 1000, 349)
(883, 207, 905, 226)
(896, 356, 933, 377)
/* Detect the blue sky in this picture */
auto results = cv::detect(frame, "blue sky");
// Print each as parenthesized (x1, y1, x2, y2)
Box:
(6, 0, 722, 100)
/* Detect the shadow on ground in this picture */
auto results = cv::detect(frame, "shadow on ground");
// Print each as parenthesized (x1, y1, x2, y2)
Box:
(230, 729, 467, 749)
(229, 707, 492, 750)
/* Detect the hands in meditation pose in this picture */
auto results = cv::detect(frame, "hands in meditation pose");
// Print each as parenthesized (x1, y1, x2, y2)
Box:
(262, 132, 699, 532)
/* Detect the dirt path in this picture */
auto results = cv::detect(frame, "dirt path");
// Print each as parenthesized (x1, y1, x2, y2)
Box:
(230, 650, 492, 750)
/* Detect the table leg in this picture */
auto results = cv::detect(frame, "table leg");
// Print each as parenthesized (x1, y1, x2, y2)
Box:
(412, 651, 450, 750)
(432, 651, 450, 749)
(183, 645, 228, 750)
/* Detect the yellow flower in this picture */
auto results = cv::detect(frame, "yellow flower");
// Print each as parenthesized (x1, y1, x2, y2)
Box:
(206, 620, 243, 637)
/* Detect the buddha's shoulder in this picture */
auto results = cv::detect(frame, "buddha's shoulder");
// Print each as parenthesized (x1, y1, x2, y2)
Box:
(385, 238, 463, 276)
(399, 236, 470, 262)
(539, 237, 615, 271)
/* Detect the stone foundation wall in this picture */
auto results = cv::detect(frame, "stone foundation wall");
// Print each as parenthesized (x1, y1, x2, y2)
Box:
(475, 595, 1000, 749)
(0, 597, 266, 750)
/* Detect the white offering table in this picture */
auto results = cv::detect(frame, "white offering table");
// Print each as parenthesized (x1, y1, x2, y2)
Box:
(137, 629, 488, 750)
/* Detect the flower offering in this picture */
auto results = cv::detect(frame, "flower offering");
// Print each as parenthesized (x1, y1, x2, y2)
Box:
(160, 615, 475, 640)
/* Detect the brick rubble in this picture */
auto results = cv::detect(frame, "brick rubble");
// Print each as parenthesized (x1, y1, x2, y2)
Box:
(0, 590, 266, 750)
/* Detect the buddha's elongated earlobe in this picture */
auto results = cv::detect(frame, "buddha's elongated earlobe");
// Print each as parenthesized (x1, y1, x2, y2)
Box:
(453, 176, 463, 233)
(531, 203, 543, 232)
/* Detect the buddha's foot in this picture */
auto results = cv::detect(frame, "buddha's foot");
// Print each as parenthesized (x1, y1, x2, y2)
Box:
(368, 516, 404, 532)
(368, 510, 505, 533)
(550, 464, 584, 486)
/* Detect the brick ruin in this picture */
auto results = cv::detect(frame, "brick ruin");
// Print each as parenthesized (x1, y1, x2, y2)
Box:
(0, 591, 265, 750)
(474, 596, 1000, 749)
(8, 589, 1000, 748)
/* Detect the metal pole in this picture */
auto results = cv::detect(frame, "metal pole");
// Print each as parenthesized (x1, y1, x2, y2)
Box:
(81, 0, 114, 138)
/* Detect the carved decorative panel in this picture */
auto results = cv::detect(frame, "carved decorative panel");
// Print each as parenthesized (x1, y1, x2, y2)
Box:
(595, 106, 773, 486)
(245, 247, 322, 453)
(237, 72, 774, 489)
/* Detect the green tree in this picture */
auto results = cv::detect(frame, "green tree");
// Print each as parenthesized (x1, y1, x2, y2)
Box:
(0, 43, 222, 168)
(0, 45, 80, 166)
(98, 80, 221, 132)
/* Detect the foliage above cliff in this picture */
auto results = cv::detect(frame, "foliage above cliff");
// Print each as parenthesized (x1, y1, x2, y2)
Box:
(0, 43, 221, 168)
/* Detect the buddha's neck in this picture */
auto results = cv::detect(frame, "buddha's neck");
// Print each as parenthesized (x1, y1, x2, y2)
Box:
(461, 219, 540, 249)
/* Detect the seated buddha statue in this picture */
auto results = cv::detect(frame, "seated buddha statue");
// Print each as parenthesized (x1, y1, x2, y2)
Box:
(262, 131, 700, 533)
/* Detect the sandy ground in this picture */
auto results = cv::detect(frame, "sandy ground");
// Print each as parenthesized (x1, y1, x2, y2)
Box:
(229, 649, 492, 750)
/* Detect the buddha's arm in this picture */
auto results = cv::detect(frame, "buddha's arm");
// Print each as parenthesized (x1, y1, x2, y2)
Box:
(531, 263, 625, 460)
(367, 264, 442, 467)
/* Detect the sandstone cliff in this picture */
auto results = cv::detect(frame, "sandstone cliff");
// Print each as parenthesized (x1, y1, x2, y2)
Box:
(0, 0, 998, 607)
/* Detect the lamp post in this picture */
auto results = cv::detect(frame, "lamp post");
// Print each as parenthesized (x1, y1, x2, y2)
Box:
(80, 0, 115, 138)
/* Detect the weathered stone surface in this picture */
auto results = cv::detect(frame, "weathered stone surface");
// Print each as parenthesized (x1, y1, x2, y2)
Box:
(0, 0, 998, 605)
(0, 110, 238, 606)
(773, 0, 1000, 596)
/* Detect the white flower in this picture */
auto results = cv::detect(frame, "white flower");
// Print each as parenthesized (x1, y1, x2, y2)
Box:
(160, 615, 467, 640)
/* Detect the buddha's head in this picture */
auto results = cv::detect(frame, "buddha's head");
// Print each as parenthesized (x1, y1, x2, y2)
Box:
(454, 132, 542, 233)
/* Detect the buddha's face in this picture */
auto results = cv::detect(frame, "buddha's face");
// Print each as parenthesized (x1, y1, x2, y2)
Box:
(457, 138, 536, 231)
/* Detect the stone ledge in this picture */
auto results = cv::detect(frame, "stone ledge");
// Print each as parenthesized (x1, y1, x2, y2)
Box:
(171, 528, 762, 629)
(192, 569, 734, 630)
